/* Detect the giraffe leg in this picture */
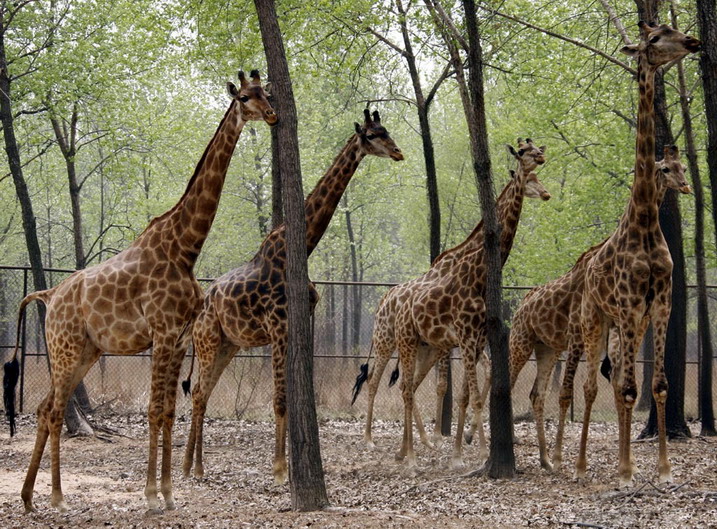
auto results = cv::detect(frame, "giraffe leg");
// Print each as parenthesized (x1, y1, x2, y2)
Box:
(432, 351, 450, 448)
(184, 343, 235, 479)
(159, 346, 187, 511)
(396, 350, 417, 469)
(411, 345, 441, 448)
(363, 341, 393, 449)
(21, 393, 52, 513)
(271, 334, 289, 485)
(531, 345, 557, 471)
(553, 345, 581, 471)
(466, 349, 490, 445)
(145, 336, 181, 513)
(457, 335, 487, 465)
(22, 339, 100, 513)
(451, 373, 470, 469)
(575, 304, 606, 481)
(184, 308, 226, 478)
(650, 299, 672, 484)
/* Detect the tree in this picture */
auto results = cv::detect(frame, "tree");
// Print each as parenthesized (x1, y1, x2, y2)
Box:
(254, 0, 329, 511)
(696, 0, 717, 437)
(463, 0, 515, 478)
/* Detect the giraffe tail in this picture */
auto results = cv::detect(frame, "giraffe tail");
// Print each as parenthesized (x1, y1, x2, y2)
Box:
(600, 355, 612, 382)
(388, 359, 400, 388)
(182, 344, 195, 396)
(351, 342, 375, 405)
(4, 289, 54, 437)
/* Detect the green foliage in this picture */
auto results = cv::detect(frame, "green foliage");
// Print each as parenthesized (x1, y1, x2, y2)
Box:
(0, 0, 712, 293)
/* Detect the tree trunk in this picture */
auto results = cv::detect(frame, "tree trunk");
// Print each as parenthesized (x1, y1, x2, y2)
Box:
(463, 0, 515, 478)
(271, 125, 283, 229)
(696, 0, 717, 437)
(343, 195, 361, 352)
(250, 125, 270, 236)
(254, 0, 328, 511)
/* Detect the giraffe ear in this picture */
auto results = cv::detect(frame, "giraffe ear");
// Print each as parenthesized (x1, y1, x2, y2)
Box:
(539, 145, 546, 153)
(363, 108, 372, 124)
(620, 44, 639, 57)
(250, 69, 261, 84)
(509, 169, 516, 179)
(354, 122, 363, 134)
(227, 82, 239, 98)
(507, 144, 518, 158)
(372, 110, 381, 123)
(263, 82, 273, 97)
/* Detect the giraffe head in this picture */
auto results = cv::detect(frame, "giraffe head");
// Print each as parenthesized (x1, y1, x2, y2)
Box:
(507, 138, 546, 174)
(353, 109, 404, 161)
(620, 22, 700, 67)
(657, 145, 691, 194)
(523, 171, 551, 201)
(227, 70, 277, 126)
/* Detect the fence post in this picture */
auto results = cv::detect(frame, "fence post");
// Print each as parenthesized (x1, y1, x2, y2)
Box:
(19, 267, 27, 413)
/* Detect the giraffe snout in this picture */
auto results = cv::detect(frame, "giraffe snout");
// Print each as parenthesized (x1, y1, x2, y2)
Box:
(390, 148, 404, 161)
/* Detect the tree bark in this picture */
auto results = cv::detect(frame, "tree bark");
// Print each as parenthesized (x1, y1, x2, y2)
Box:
(463, 0, 515, 478)
(254, 0, 328, 511)
(696, 0, 717, 437)
(271, 125, 283, 229)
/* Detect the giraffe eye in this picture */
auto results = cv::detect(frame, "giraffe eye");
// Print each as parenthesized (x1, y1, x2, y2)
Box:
(650, 36, 660, 43)
(239, 95, 249, 103)
(366, 134, 376, 140)
(661, 167, 670, 173)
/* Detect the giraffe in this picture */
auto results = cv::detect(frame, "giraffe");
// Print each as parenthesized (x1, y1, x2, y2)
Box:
(390, 141, 548, 470)
(2, 70, 276, 513)
(352, 142, 549, 451)
(508, 146, 690, 472)
(577, 22, 699, 487)
(182, 109, 403, 483)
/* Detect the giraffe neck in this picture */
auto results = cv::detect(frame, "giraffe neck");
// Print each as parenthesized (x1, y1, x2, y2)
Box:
(305, 134, 365, 256)
(137, 100, 246, 266)
(496, 166, 529, 265)
(628, 56, 659, 220)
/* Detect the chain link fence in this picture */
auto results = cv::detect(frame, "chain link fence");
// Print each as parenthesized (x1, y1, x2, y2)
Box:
(1, 265, 715, 428)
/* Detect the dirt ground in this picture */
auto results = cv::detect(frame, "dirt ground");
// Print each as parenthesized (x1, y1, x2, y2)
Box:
(0, 413, 715, 529)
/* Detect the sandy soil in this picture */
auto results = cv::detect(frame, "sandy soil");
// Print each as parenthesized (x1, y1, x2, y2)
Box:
(1, 413, 715, 528)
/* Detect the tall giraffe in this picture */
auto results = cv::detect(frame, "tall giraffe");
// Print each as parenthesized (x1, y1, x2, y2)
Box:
(577, 22, 699, 487)
(352, 141, 548, 450)
(2, 71, 276, 513)
(391, 141, 548, 469)
(182, 109, 403, 483)
(508, 146, 690, 472)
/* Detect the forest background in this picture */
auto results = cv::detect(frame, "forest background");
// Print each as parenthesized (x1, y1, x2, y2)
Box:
(0, 0, 712, 309)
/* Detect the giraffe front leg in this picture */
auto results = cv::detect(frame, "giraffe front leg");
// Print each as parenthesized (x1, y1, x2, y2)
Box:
(159, 347, 187, 510)
(650, 306, 672, 484)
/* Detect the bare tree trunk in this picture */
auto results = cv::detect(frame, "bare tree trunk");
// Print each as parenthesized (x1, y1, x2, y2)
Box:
(254, 0, 328, 511)
(696, 0, 717, 437)
(637, 325, 654, 411)
(463, 0, 515, 478)
(271, 125, 283, 229)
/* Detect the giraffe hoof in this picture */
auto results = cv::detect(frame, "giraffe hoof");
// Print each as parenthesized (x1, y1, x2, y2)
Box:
(364, 438, 376, 451)
(450, 457, 465, 471)
(23, 502, 36, 514)
(540, 460, 554, 473)
(419, 438, 434, 449)
(394, 451, 406, 462)
(145, 507, 164, 516)
(432, 435, 444, 450)
(659, 470, 673, 484)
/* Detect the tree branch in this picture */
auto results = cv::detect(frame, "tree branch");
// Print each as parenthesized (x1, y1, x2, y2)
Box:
(365, 27, 408, 58)
(477, 4, 637, 76)
(597, 0, 633, 46)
